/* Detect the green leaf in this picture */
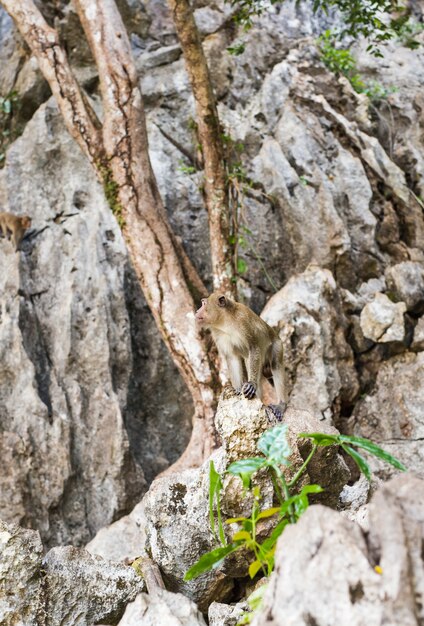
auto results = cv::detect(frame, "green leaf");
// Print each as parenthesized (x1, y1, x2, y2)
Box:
(298, 484, 324, 495)
(209, 461, 226, 546)
(225, 516, 249, 524)
(237, 258, 248, 274)
(342, 444, 371, 481)
(248, 559, 263, 579)
(338, 435, 407, 472)
(257, 507, 281, 520)
(257, 424, 291, 465)
(184, 544, 240, 580)
(232, 530, 251, 542)
(299, 432, 339, 446)
(227, 457, 266, 490)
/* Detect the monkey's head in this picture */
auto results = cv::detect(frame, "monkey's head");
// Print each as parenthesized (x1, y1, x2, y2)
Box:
(195, 293, 232, 328)
(21, 216, 31, 229)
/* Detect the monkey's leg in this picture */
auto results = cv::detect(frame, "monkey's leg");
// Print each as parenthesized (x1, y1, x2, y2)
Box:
(226, 355, 246, 393)
(268, 338, 287, 420)
(242, 347, 263, 400)
(12, 229, 23, 252)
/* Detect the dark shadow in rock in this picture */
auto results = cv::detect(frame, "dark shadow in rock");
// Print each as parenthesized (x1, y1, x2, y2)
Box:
(123, 260, 193, 485)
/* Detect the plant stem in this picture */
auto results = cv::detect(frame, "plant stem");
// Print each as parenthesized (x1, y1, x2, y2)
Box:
(270, 470, 285, 506)
(274, 467, 295, 524)
(288, 444, 318, 488)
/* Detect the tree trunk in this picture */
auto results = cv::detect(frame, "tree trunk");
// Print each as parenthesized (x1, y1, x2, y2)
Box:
(2, 0, 220, 468)
(168, 0, 236, 298)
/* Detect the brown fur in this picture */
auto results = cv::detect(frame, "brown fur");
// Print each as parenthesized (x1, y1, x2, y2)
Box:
(196, 293, 287, 409)
(0, 212, 32, 251)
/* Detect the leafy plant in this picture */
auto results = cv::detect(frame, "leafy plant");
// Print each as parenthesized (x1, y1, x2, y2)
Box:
(394, 16, 424, 50)
(226, 0, 409, 56)
(0, 91, 21, 167)
(185, 424, 406, 588)
(178, 159, 197, 175)
(319, 31, 395, 100)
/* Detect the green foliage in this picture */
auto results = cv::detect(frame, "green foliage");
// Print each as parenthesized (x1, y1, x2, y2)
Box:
(319, 31, 396, 100)
(100, 165, 125, 229)
(209, 461, 227, 545)
(227, 42, 246, 55)
(237, 584, 268, 625)
(178, 159, 197, 175)
(226, 0, 409, 56)
(299, 432, 407, 480)
(0, 91, 21, 167)
(185, 423, 406, 626)
(394, 16, 424, 50)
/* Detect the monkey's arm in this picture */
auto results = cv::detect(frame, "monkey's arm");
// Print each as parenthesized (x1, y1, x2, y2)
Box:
(225, 355, 247, 392)
(243, 346, 263, 400)
(271, 338, 287, 405)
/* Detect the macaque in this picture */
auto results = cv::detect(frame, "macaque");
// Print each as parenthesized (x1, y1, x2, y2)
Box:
(0, 212, 32, 251)
(196, 293, 287, 418)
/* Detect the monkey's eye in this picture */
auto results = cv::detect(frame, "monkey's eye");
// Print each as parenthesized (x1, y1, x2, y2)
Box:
(201, 299, 207, 306)
(218, 296, 226, 307)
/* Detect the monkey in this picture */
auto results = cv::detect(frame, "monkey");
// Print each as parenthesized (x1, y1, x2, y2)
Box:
(0, 212, 32, 251)
(195, 293, 287, 419)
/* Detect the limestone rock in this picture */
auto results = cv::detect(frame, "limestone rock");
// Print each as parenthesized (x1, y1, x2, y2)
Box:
(261, 265, 359, 423)
(385, 262, 424, 313)
(43, 546, 145, 626)
(252, 474, 424, 626)
(142, 462, 233, 612)
(0, 519, 145, 626)
(118, 590, 206, 626)
(142, 392, 349, 611)
(0, 99, 192, 546)
(208, 601, 248, 626)
(0, 520, 44, 626)
(360, 293, 406, 343)
(411, 316, 424, 351)
(352, 352, 424, 479)
(86, 501, 147, 564)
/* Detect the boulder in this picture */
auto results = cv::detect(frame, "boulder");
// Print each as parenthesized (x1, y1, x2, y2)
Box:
(86, 501, 147, 564)
(118, 590, 206, 626)
(0, 520, 44, 626)
(352, 352, 424, 479)
(43, 546, 145, 626)
(360, 293, 406, 343)
(0, 519, 145, 626)
(252, 474, 424, 626)
(261, 265, 359, 423)
(385, 262, 424, 313)
(208, 601, 248, 626)
(143, 392, 349, 610)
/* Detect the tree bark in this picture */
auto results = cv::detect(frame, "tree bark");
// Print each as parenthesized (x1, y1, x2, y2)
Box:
(2, 0, 220, 468)
(168, 0, 236, 298)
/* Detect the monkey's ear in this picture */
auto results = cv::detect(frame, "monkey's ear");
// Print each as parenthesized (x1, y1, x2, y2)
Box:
(218, 295, 227, 308)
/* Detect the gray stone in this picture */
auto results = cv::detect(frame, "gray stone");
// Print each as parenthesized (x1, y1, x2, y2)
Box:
(208, 601, 248, 626)
(118, 590, 206, 626)
(43, 546, 145, 626)
(411, 316, 424, 351)
(262, 265, 359, 423)
(352, 352, 424, 480)
(360, 293, 406, 342)
(86, 501, 147, 564)
(0, 520, 44, 626)
(385, 262, 424, 313)
(143, 462, 233, 613)
(0, 99, 193, 546)
(252, 474, 424, 626)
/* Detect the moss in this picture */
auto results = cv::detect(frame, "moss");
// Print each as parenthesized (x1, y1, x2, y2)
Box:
(99, 164, 125, 229)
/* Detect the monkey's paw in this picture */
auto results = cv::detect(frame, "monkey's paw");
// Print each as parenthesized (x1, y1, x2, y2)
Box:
(266, 403, 286, 422)
(242, 381, 257, 400)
